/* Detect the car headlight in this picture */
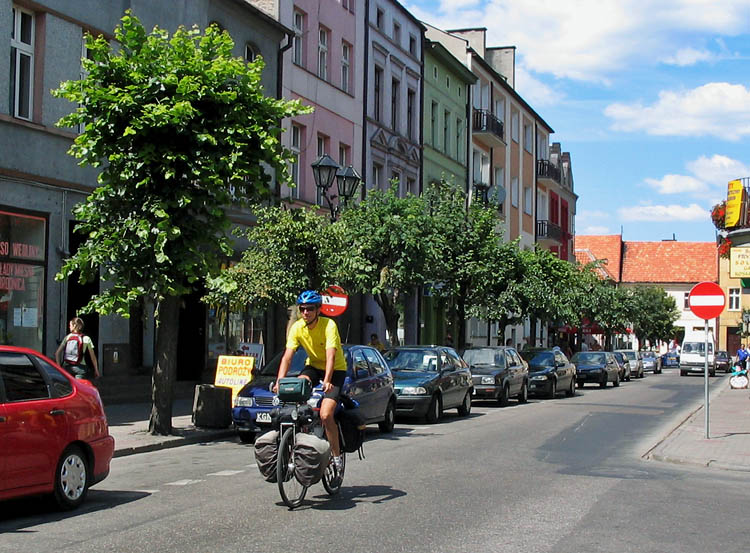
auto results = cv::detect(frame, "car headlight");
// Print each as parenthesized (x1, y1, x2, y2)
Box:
(234, 396, 254, 407)
(531, 375, 548, 381)
(400, 386, 428, 395)
(481, 376, 495, 384)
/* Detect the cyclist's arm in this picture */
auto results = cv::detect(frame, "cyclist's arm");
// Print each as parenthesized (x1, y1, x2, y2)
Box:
(322, 347, 336, 392)
(274, 348, 296, 392)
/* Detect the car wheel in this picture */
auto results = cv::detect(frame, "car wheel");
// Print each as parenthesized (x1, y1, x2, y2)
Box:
(710, 369, 716, 377)
(378, 399, 396, 433)
(546, 380, 557, 399)
(626, 372, 631, 381)
(577, 381, 584, 389)
(565, 377, 575, 397)
(457, 390, 472, 416)
(497, 383, 510, 407)
(425, 394, 442, 424)
(53, 445, 89, 510)
(599, 373, 607, 388)
(238, 432, 256, 444)
(517, 381, 529, 403)
(613, 372, 620, 387)
(680, 369, 687, 376)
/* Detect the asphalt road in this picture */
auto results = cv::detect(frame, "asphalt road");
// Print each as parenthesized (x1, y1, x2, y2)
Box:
(2, 368, 749, 553)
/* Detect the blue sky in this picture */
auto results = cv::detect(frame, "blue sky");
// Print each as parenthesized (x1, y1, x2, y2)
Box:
(406, 0, 750, 242)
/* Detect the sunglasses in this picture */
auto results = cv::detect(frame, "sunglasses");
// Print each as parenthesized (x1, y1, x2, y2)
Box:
(299, 305, 318, 313)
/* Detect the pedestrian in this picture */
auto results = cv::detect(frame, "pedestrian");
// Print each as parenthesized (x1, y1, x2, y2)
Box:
(581, 341, 589, 351)
(445, 333, 453, 347)
(368, 333, 386, 352)
(505, 338, 512, 347)
(56, 317, 100, 381)
(737, 344, 748, 370)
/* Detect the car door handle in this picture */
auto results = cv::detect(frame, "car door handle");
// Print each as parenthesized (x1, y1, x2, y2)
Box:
(50, 409, 66, 416)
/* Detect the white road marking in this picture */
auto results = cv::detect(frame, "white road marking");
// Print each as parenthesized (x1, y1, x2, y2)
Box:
(207, 470, 245, 476)
(165, 479, 205, 486)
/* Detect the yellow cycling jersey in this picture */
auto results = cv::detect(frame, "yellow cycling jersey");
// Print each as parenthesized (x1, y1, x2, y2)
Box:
(285, 316, 346, 372)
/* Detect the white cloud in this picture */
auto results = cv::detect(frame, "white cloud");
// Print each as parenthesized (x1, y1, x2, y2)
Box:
(577, 209, 609, 220)
(686, 155, 750, 187)
(604, 82, 750, 140)
(581, 225, 611, 234)
(644, 174, 706, 195)
(618, 203, 710, 222)
(661, 47, 715, 66)
(514, 65, 560, 107)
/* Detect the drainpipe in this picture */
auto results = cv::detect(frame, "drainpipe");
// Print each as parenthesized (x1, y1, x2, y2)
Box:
(361, 0, 370, 200)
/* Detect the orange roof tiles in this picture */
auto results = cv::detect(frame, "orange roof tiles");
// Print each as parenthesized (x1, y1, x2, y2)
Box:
(621, 241, 717, 283)
(574, 235, 623, 281)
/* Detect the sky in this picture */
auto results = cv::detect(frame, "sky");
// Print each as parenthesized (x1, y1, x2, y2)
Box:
(405, 0, 750, 243)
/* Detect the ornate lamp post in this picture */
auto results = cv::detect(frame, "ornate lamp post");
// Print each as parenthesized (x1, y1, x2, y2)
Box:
(311, 154, 362, 221)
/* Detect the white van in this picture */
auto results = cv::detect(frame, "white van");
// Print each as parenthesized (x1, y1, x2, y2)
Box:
(680, 332, 716, 377)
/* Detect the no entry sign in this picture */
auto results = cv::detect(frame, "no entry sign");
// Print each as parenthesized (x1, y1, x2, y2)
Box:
(688, 282, 725, 320)
(320, 285, 348, 317)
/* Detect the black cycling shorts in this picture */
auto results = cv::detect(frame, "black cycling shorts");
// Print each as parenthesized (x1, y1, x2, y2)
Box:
(299, 366, 346, 399)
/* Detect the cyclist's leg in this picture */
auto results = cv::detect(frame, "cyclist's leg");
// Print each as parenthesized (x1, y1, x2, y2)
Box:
(320, 397, 340, 457)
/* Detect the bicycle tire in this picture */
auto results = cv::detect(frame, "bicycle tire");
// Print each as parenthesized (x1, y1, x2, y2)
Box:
(322, 423, 345, 495)
(277, 427, 308, 509)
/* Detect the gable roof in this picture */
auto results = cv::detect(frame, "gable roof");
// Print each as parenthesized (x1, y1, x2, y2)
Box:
(574, 235, 623, 281)
(621, 241, 717, 283)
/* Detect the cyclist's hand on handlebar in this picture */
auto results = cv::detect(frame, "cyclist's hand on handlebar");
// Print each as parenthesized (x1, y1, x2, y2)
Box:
(322, 381, 333, 393)
(272, 381, 279, 394)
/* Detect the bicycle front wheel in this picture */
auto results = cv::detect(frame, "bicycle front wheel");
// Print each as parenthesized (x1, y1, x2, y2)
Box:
(322, 450, 345, 495)
(277, 427, 308, 509)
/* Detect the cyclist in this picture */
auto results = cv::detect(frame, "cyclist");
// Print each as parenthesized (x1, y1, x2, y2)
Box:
(274, 290, 346, 473)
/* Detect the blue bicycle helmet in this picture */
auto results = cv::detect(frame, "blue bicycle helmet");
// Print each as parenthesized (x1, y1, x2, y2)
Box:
(297, 290, 322, 306)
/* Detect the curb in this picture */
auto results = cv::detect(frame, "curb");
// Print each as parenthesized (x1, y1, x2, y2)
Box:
(113, 429, 237, 458)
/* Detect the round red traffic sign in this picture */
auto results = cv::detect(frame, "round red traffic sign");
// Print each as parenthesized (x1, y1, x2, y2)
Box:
(688, 281, 725, 320)
(320, 285, 348, 317)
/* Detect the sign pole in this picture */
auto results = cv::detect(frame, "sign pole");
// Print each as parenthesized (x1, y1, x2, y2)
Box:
(704, 321, 709, 439)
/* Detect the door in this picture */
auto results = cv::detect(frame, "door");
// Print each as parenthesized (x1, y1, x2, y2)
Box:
(555, 351, 571, 388)
(0, 351, 69, 491)
(438, 349, 460, 408)
(508, 349, 523, 395)
(362, 347, 391, 421)
(348, 348, 376, 421)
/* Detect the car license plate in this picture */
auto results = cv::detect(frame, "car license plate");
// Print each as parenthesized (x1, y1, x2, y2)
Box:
(256, 412, 272, 424)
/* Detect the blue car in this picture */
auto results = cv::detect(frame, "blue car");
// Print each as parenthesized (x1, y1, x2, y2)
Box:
(384, 345, 473, 423)
(232, 345, 397, 443)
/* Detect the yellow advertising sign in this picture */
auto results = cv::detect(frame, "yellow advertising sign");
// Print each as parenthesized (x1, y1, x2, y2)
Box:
(730, 248, 750, 278)
(215, 355, 255, 402)
(725, 179, 744, 228)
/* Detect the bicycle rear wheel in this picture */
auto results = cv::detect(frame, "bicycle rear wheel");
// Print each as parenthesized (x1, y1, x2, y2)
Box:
(322, 450, 345, 495)
(277, 427, 308, 509)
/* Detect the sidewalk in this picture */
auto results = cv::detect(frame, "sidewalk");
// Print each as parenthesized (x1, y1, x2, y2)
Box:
(645, 380, 750, 472)
(105, 398, 237, 458)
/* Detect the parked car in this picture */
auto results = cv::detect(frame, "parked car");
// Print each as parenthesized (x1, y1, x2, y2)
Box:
(232, 345, 397, 443)
(384, 346, 473, 423)
(715, 350, 732, 373)
(571, 351, 620, 388)
(462, 346, 528, 406)
(641, 351, 662, 374)
(610, 351, 631, 382)
(0, 346, 114, 510)
(524, 348, 576, 399)
(616, 350, 644, 378)
(661, 351, 680, 368)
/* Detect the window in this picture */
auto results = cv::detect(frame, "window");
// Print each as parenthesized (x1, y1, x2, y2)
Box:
(472, 151, 489, 186)
(374, 67, 383, 121)
(339, 143, 349, 167)
(523, 186, 532, 214)
(289, 124, 301, 199)
(495, 98, 505, 123)
(376, 8, 384, 29)
(10, 5, 34, 120)
(409, 34, 416, 55)
(352, 349, 370, 380)
(729, 288, 741, 311)
(342, 0, 350, 10)
(293, 11, 304, 66)
(456, 117, 463, 160)
(511, 177, 519, 207)
(524, 123, 533, 153)
(318, 27, 329, 80)
(431, 102, 438, 147)
(443, 110, 450, 154)
(391, 78, 400, 131)
(407, 177, 416, 195)
(245, 43, 258, 62)
(341, 42, 351, 93)
(511, 112, 519, 142)
(537, 190, 547, 219)
(494, 167, 505, 213)
(362, 348, 386, 375)
(407, 89, 415, 140)
(446, 76, 450, 89)
(36, 356, 73, 397)
(684, 292, 690, 310)
(0, 352, 48, 401)
(372, 163, 382, 191)
(393, 21, 401, 45)
(433, 66, 438, 80)
(316, 134, 328, 204)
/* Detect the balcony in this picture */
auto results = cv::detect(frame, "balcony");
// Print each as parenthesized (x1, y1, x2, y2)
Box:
(536, 220, 563, 246)
(536, 160, 561, 185)
(472, 109, 504, 147)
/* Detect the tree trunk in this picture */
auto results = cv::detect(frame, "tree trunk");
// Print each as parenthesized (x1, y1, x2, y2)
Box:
(376, 291, 401, 347)
(456, 294, 467, 351)
(149, 294, 180, 435)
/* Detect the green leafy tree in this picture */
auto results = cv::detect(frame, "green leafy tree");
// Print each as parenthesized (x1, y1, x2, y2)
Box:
(628, 285, 680, 346)
(576, 266, 633, 349)
(53, 13, 308, 434)
(330, 185, 433, 345)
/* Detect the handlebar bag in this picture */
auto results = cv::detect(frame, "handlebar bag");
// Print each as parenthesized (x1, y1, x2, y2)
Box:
(278, 377, 312, 403)
(253, 430, 280, 482)
(293, 433, 331, 487)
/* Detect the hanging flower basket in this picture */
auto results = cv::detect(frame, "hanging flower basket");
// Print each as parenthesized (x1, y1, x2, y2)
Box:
(711, 201, 726, 230)
(718, 236, 732, 259)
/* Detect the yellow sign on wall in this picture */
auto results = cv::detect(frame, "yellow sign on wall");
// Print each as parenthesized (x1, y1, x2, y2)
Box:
(726, 179, 744, 228)
(730, 248, 750, 278)
(215, 355, 255, 402)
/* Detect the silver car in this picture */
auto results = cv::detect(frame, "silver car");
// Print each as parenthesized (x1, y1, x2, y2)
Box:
(615, 350, 644, 378)
(640, 351, 662, 374)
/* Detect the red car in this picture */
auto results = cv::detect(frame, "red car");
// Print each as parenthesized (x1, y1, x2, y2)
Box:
(0, 346, 114, 509)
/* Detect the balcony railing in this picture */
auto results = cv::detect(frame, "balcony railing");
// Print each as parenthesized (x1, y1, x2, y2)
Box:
(536, 160, 561, 184)
(536, 220, 563, 243)
(472, 109, 504, 146)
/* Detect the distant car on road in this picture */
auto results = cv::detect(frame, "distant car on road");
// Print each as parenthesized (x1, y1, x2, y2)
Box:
(571, 351, 620, 388)
(0, 346, 114, 510)
(661, 351, 679, 368)
(641, 351, 662, 374)
(610, 351, 631, 381)
(524, 348, 576, 399)
(462, 346, 529, 406)
(616, 350, 644, 378)
(384, 346, 473, 423)
(715, 350, 731, 373)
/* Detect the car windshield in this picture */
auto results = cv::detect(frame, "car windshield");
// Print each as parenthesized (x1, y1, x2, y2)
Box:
(258, 347, 353, 377)
(682, 342, 712, 354)
(384, 349, 438, 371)
(571, 352, 606, 364)
(529, 352, 554, 367)
(462, 348, 503, 367)
(642, 352, 655, 359)
(620, 351, 636, 360)
(716, 351, 729, 359)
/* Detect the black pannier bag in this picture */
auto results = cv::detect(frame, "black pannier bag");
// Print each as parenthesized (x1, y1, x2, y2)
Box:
(293, 432, 331, 487)
(336, 396, 367, 457)
(253, 430, 279, 482)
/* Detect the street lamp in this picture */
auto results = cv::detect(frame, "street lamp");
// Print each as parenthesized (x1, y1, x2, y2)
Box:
(311, 154, 361, 221)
